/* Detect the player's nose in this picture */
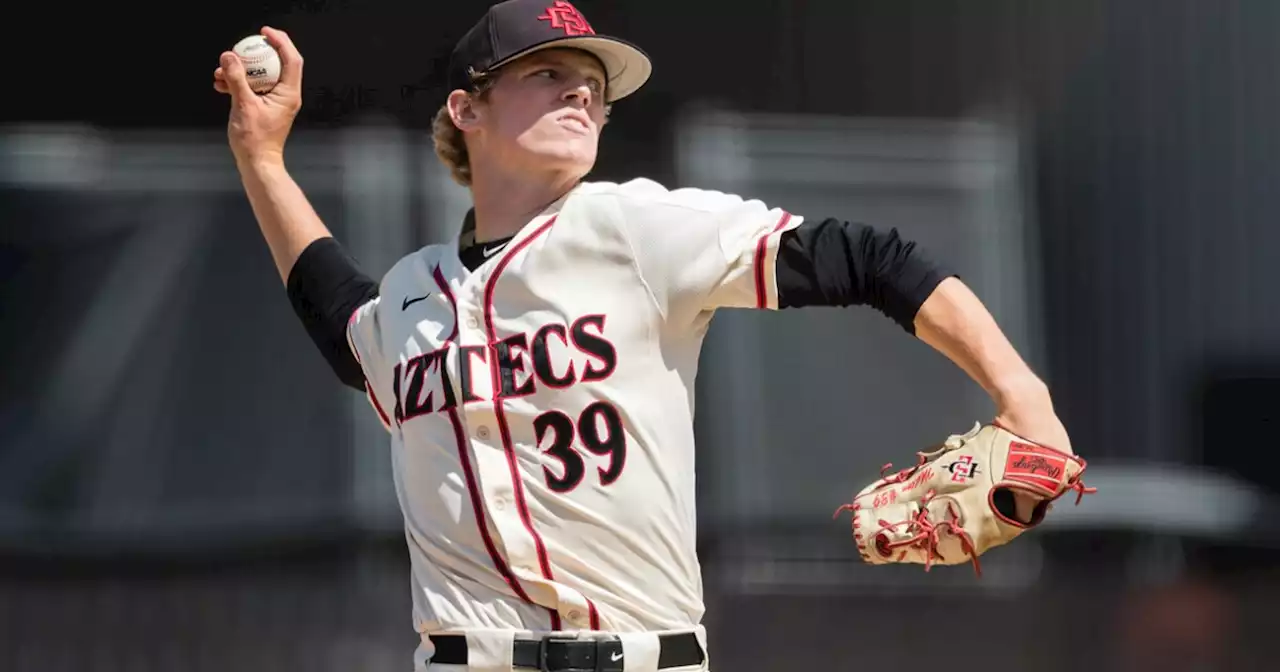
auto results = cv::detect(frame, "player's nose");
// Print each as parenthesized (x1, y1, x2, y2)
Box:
(562, 83, 593, 108)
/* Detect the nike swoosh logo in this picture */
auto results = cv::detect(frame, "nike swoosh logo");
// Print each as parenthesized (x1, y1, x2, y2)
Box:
(401, 294, 430, 311)
(610, 652, 623, 662)
(482, 244, 505, 257)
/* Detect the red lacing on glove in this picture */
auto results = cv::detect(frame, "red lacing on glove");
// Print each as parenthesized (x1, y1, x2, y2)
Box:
(1066, 479, 1096, 505)
(832, 453, 950, 561)
(832, 501, 865, 554)
(1063, 457, 1098, 505)
(874, 489, 983, 577)
(876, 452, 931, 486)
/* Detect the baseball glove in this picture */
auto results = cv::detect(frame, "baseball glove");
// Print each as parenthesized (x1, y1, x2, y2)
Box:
(834, 422, 1095, 577)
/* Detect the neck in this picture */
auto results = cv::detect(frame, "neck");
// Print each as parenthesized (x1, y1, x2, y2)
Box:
(469, 163, 581, 243)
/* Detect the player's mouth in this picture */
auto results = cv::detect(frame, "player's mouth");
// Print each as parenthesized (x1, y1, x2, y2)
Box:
(557, 113, 592, 134)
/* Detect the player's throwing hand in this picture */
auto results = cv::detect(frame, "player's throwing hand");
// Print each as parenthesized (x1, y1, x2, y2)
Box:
(213, 27, 304, 166)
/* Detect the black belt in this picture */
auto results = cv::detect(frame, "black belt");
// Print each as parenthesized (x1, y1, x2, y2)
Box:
(429, 632, 704, 671)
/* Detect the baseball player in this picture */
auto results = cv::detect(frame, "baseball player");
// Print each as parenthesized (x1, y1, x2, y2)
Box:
(213, 1, 1083, 670)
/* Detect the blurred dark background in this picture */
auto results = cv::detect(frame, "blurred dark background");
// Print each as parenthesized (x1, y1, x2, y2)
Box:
(3, 1, 1278, 670)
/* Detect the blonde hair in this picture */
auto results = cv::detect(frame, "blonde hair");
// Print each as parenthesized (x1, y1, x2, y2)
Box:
(432, 73, 498, 187)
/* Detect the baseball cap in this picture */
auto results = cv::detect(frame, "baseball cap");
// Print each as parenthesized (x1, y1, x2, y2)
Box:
(447, 0, 652, 103)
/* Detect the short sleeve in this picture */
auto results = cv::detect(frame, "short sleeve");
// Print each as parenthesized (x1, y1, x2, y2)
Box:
(612, 180, 804, 324)
(346, 296, 395, 432)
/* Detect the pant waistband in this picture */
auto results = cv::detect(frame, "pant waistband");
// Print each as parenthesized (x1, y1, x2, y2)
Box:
(428, 631, 704, 671)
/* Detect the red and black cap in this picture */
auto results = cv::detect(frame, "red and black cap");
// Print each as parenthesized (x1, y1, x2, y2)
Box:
(447, 0, 652, 103)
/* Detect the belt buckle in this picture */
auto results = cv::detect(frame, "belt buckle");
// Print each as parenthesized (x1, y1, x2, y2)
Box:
(536, 635, 581, 672)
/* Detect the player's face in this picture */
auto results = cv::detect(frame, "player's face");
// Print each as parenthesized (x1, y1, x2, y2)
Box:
(475, 49, 609, 179)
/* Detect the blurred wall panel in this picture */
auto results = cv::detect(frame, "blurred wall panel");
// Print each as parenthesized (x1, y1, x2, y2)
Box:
(1027, 0, 1280, 467)
(0, 127, 421, 555)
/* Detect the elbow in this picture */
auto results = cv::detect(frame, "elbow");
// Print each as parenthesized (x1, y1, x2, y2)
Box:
(862, 235, 955, 333)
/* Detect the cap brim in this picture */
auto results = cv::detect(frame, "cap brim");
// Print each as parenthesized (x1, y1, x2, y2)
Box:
(487, 35, 652, 103)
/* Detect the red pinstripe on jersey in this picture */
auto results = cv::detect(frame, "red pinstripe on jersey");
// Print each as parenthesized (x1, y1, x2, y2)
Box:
(753, 212, 794, 309)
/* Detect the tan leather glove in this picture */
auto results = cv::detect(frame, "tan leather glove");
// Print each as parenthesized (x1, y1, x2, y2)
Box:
(835, 422, 1096, 576)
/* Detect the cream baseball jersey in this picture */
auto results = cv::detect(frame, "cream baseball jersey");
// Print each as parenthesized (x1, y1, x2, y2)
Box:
(344, 178, 802, 638)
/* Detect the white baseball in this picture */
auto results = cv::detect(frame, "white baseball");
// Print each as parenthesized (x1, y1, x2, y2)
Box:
(232, 35, 281, 94)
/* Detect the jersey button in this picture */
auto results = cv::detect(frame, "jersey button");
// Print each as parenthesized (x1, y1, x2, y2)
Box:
(567, 610, 582, 622)
(466, 317, 479, 329)
(476, 426, 490, 439)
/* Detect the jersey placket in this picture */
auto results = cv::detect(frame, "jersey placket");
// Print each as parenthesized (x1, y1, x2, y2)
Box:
(451, 276, 550, 606)
(443, 214, 603, 632)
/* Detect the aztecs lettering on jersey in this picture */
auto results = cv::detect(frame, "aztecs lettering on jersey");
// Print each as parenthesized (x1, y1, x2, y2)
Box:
(342, 181, 809, 635)
(391, 314, 618, 424)
(392, 310, 630, 497)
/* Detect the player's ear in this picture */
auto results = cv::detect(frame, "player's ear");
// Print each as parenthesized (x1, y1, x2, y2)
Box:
(447, 89, 482, 132)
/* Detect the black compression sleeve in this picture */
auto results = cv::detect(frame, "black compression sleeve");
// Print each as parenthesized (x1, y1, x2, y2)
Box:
(285, 237, 381, 392)
(775, 218, 955, 334)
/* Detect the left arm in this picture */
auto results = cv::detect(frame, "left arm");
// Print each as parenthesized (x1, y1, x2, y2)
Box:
(610, 187, 1068, 454)
(776, 217, 1071, 454)
(913, 277, 1070, 454)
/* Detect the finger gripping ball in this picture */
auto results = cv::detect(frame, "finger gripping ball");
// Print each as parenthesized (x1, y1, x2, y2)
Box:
(232, 35, 281, 94)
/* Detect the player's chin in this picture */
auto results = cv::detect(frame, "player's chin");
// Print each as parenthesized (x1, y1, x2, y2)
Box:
(529, 143, 597, 173)
(554, 133, 598, 158)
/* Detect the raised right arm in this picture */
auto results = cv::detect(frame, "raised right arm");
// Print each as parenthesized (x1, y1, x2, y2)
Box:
(216, 27, 379, 393)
